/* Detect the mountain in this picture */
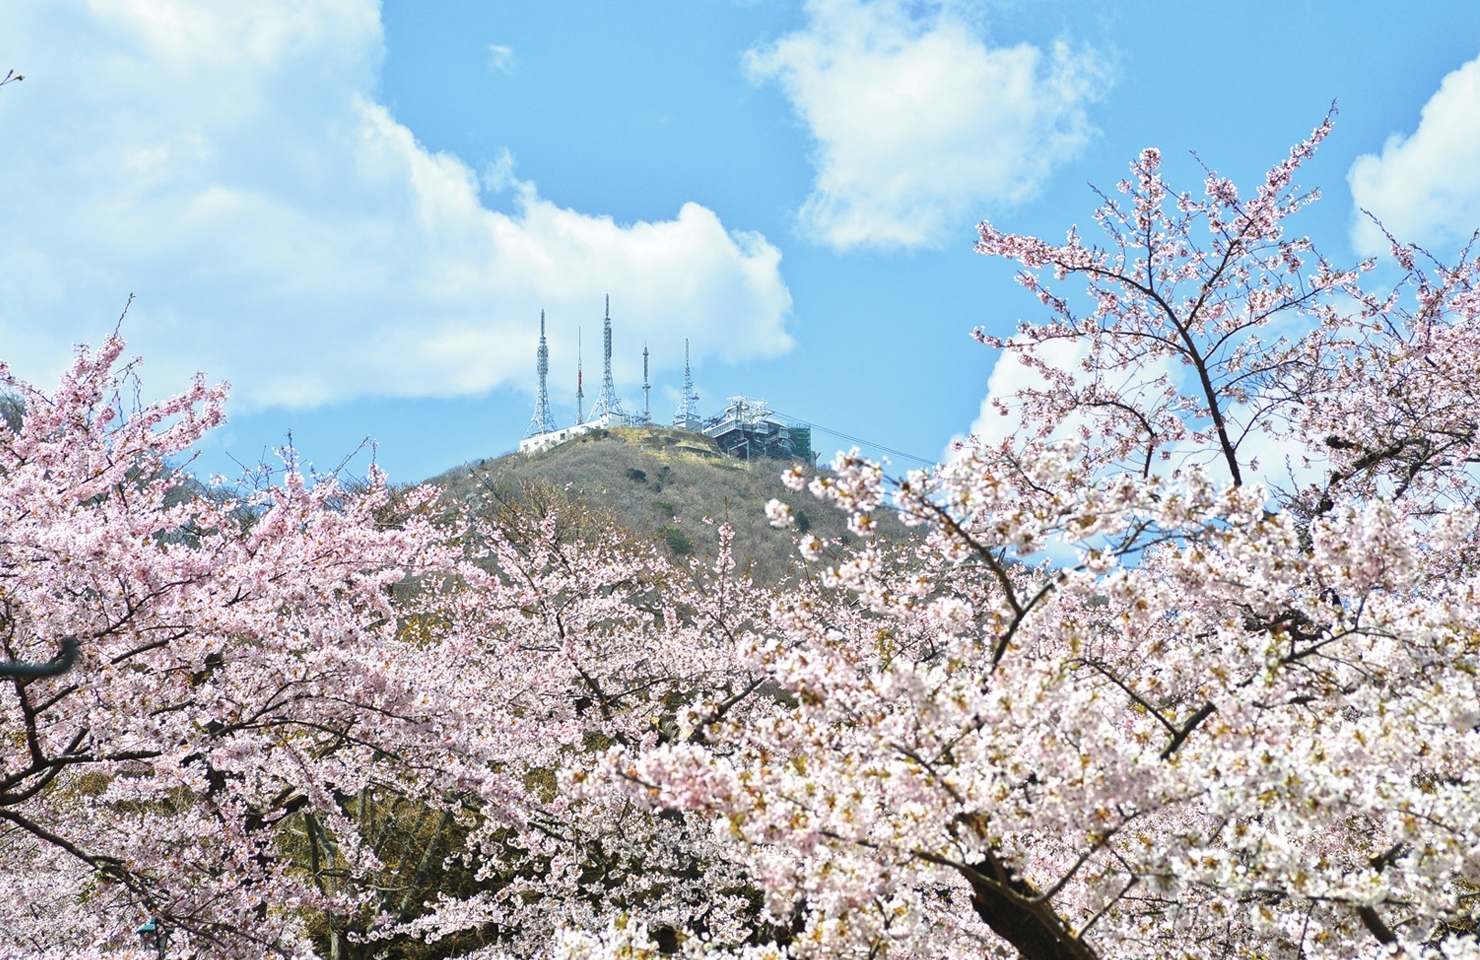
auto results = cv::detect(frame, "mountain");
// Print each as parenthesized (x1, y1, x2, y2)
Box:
(427, 424, 910, 584)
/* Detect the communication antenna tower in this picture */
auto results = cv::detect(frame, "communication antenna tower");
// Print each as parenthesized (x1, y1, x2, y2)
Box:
(523, 311, 557, 438)
(575, 327, 584, 426)
(642, 342, 651, 425)
(588, 294, 625, 420)
(673, 339, 700, 429)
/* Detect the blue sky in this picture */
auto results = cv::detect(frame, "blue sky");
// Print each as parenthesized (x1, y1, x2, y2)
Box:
(2, 0, 1479, 481)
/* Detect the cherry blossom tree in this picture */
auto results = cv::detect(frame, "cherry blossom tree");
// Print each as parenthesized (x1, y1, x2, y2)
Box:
(589, 116, 1480, 960)
(0, 337, 470, 956)
(11, 114, 1480, 960)
(291, 494, 783, 958)
(0, 339, 782, 958)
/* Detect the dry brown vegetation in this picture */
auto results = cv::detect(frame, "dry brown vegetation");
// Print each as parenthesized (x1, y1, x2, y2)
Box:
(426, 425, 909, 585)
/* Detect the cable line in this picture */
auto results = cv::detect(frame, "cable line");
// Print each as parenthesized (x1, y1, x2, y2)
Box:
(768, 410, 937, 468)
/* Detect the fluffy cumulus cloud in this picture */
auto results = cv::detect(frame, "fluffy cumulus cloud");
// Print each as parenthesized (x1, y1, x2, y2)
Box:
(958, 337, 1087, 451)
(0, 0, 792, 409)
(746, 0, 1105, 251)
(1348, 52, 1480, 256)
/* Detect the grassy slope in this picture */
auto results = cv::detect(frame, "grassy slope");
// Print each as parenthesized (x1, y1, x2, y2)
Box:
(427, 425, 908, 585)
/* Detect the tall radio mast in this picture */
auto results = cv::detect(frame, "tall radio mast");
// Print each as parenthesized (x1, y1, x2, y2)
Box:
(588, 294, 625, 420)
(641, 342, 651, 425)
(523, 310, 556, 438)
(673, 339, 700, 430)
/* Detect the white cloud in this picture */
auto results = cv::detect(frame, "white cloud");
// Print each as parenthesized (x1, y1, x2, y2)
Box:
(952, 337, 1088, 459)
(745, 0, 1105, 251)
(487, 44, 516, 74)
(481, 150, 519, 193)
(1348, 52, 1480, 256)
(0, 1, 792, 410)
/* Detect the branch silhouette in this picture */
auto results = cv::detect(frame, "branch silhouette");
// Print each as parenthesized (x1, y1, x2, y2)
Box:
(0, 638, 78, 680)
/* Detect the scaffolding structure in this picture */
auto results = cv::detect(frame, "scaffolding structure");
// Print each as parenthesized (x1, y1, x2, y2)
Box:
(701, 397, 799, 461)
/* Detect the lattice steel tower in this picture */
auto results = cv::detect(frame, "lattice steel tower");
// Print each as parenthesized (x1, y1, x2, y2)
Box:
(673, 339, 700, 430)
(588, 295, 625, 420)
(523, 311, 557, 438)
